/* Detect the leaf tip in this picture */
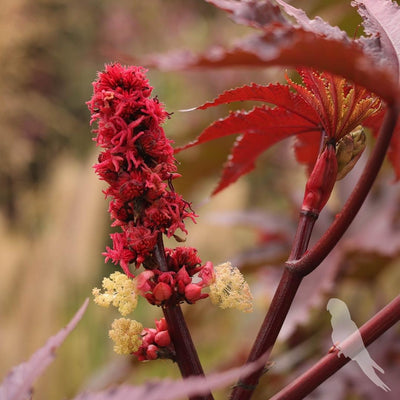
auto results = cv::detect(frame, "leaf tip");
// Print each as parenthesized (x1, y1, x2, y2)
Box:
(178, 107, 197, 113)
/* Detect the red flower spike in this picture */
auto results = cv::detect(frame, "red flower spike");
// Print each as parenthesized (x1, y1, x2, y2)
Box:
(301, 143, 338, 214)
(88, 63, 197, 272)
(91, 64, 215, 365)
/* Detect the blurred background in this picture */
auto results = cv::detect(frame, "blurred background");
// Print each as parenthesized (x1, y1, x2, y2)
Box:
(1, 0, 399, 399)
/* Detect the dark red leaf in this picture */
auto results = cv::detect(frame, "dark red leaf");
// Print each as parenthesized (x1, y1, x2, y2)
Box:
(340, 185, 400, 281)
(364, 110, 400, 180)
(205, 0, 286, 28)
(345, 186, 400, 257)
(145, 29, 398, 103)
(275, 0, 350, 41)
(0, 299, 89, 400)
(72, 352, 269, 400)
(353, 0, 400, 82)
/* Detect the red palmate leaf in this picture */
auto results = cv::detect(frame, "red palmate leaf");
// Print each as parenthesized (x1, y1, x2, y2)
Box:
(176, 105, 317, 153)
(177, 105, 318, 195)
(150, 0, 399, 194)
(194, 82, 318, 124)
(177, 68, 382, 195)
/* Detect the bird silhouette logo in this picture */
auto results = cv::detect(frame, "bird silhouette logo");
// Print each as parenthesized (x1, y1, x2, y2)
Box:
(326, 298, 390, 392)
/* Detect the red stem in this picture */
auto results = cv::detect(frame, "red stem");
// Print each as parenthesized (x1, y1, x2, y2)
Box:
(230, 105, 398, 400)
(229, 213, 316, 400)
(154, 234, 214, 400)
(289, 211, 318, 260)
(291, 105, 399, 275)
(269, 294, 400, 399)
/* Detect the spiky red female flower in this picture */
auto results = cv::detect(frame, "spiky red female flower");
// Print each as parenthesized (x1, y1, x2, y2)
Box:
(87, 64, 196, 275)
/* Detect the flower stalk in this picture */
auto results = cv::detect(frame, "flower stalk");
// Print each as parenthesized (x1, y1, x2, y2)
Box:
(155, 235, 214, 399)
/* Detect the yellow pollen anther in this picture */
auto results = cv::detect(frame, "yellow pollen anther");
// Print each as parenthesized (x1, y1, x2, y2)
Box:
(108, 318, 143, 355)
(209, 262, 253, 313)
(92, 272, 138, 316)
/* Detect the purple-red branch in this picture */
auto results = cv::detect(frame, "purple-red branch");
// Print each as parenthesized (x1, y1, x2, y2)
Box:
(230, 105, 399, 400)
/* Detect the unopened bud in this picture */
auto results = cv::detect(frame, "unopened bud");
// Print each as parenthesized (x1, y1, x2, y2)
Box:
(336, 126, 366, 180)
(302, 143, 338, 214)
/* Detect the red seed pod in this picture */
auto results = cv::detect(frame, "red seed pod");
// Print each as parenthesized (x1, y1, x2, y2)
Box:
(146, 344, 159, 360)
(198, 261, 215, 287)
(155, 317, 168, 332)
(155, 330, 171, 347)
(153, 282, 173, 302)
(184, 283, 203, 303)
(301, 143, 338, 215)
(142, 329, 156, 347)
